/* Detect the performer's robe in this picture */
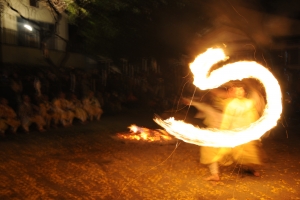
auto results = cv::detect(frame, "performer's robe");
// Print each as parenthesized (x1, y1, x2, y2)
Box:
(198, 97, 267, 166)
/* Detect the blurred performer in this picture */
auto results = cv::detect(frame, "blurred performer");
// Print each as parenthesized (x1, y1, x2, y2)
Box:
(0, 97, 21, 136)
(184, 80, 267, 181)
(69, 93, 87, 124)
(18, 95, 46, 132)
(82, 91, 103, 121)
(52, 92, 75, 127)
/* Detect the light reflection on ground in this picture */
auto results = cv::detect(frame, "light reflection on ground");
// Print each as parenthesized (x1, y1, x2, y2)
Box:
(0, 111, 299, 199)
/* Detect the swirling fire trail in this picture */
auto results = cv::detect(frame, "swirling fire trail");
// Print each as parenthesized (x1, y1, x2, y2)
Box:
(154, 48, 282, 148)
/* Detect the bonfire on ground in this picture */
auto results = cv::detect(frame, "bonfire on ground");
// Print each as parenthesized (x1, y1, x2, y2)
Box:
(114, 124, 176, 144)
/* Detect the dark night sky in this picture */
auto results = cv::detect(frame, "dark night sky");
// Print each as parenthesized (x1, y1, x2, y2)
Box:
(141, 0, 300, 59)
(70, 0, 300, 60)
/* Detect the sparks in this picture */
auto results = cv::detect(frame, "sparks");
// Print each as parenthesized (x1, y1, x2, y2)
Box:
(154, 48, 282, 148)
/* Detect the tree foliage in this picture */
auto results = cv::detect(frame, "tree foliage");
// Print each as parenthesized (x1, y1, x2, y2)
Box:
(65, 0, 211, 58)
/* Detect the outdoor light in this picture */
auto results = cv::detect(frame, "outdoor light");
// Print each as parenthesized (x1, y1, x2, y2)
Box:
(24, 24, 33, 31)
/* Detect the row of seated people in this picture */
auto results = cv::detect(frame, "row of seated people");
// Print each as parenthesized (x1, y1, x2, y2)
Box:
(0, 91, 103, 137)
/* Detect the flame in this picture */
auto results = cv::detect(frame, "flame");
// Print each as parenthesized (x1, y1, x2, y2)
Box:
(154, 48, 282, 148)
(115, 124, 174, 143)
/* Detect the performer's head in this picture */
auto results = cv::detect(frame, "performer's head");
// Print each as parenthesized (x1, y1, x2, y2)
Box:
(229, 87, 246, 98)
(227, 81, 247, 99)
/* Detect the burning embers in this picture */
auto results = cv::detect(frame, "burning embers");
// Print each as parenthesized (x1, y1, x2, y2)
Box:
(115, 124, 175, 144)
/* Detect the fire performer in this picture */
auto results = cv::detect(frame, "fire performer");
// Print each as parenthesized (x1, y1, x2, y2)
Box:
(155, 48, 281, 182)
(186, 81, 267, 181)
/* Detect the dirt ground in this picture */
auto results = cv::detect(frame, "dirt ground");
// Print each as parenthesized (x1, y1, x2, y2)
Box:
(0, 109, 300, 200)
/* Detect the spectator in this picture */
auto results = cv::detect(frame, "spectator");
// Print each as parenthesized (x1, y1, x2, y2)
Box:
(69, 93, 88, 124)
(10, 72, 23, 111)
(52, 92, 75, 127)
(19, 95, 46, 133)
(0, 97, 21, 136)
(38, 95, 59, 129)
(82, 91, 103, 121)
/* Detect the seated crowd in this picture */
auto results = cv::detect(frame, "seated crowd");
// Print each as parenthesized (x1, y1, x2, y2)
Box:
(0, 90, 104, 137)
(0, 66, 176, 137)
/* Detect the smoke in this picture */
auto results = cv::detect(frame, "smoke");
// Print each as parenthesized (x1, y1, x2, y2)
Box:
(265, 15, 300, 36)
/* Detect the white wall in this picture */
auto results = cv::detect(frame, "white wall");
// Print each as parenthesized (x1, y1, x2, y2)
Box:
(2, 0, 68, 51)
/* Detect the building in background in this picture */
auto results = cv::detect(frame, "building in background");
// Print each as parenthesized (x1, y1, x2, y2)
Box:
(0, 0, 95, 69)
